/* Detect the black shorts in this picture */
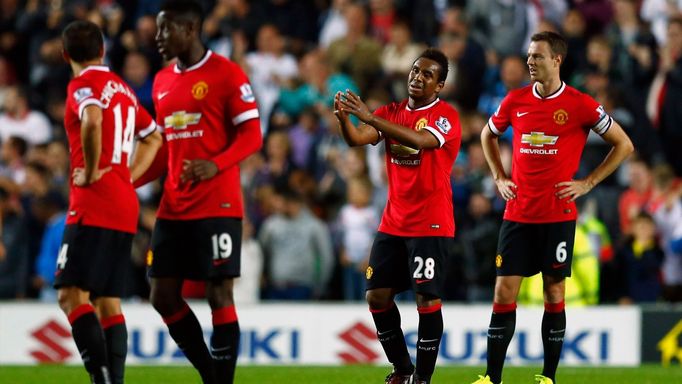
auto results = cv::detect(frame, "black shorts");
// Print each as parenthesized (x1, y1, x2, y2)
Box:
(53, 224, 133, 297)
(496, 220, 576, 277)
(148, 217, 242, 280)
(365, 232, 454, 298)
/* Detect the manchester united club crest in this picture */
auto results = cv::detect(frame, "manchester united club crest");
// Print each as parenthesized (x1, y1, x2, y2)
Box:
(495, 254, 503, 268)
(146, 249, 154, 266)
(366, 266, 373, 279)
(553, 109, 568, 125)
(192, 81, 209, 100)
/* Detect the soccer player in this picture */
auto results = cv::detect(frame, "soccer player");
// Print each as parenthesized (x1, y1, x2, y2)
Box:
(57, 20, 162, 384)
(472, 32, 633, 384)
(335, 48, 461, 384)
(144, 1, 262, 383)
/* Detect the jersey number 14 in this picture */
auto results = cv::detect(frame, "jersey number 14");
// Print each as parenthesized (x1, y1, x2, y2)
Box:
(112, 104, 135, 165)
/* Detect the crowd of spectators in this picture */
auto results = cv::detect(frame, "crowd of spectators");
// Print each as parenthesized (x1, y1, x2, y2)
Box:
(0, 0, 681, 305)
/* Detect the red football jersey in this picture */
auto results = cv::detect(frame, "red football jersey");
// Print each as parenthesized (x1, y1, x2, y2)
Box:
(153, 51, 259, 220)
(489, 81, 613, 223)
(64, 66, 156, 233)
(374, 98, 461, 237)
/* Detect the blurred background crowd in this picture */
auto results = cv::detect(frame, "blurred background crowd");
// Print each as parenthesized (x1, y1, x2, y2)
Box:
(0, 0, 681, 306)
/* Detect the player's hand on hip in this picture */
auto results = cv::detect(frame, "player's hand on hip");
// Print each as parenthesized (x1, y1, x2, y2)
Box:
(72, 166, 111, 186)
(181, 159, 218, 183)
(338, 89, 373, 123)
(495, 178, 517, 201)
(555, 179, 593, 202)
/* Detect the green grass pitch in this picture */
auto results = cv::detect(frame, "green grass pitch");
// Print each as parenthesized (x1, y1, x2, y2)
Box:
(0, 364, 679, 383)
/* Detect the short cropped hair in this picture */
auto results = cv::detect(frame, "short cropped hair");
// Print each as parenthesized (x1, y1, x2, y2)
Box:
(531, 31, 568, 62)
(62, 20, 104, 63)
(417, 48, 449, 83)
(160, 0, 204, 25)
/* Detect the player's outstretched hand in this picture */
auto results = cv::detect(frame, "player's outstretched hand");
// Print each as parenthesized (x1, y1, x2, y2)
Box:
(555, 179, 593, 202)
(337, 89, 373, 123)
(72, 166, 111, 186)
(181, 159, 218, 183)
(333, 91, 349, 123)
(495, 177, 517, 201)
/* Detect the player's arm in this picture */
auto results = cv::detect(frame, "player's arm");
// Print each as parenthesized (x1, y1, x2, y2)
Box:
(130, 128, 163, 183)
(334, 91, 379, 147)
(337, 90, 439, 149)
(481, 123, 517, 200)
(556, 121, 634, 202)
(181, 118, 263, 183)
(75, 105, 109, 186)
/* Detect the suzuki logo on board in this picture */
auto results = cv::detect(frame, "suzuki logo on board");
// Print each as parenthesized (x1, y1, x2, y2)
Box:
(337, 321, 380, 364)
(29, 319, 73, 363)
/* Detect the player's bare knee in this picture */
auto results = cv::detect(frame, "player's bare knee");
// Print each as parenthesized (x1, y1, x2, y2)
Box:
(149, 289, 180, 316)
(94, 297, 122, 318)
(543, 276, 565, 302)
(207, 288, 234, 309)
(57, 287, 83, 314)
(494, 281, 520, 303)
(366, 289, 392, 310)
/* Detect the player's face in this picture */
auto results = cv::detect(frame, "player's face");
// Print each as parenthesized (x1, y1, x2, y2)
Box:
(155, 11, 192, 60)
(526, 41, 561, 83)
(407, 58, 444, 101)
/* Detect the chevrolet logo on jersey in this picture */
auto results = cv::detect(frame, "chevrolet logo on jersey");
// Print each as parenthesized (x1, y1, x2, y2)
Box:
(521, 132, 558, 147)
(164, 111, 202, 130)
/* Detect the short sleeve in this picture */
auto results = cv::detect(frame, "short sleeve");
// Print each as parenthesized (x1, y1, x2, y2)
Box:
(488, 94, 513, 135)
(224, 64, 260, 127)
(134, 104, 157, 139)
(581, 93, 613, 135)
(422, 105, 461, 148)
(68, 78, 103, 120)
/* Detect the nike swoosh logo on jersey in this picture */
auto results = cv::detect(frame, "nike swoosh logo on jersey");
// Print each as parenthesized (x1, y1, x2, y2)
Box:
(516, 111, 529, 117)
(552, 263, 565, 269)
(549, 329, 565, 334)
(158, 91, 170, 100)
(213, 259, 229, 266)
(418, 338, 439, 343)
(415, 279, 430, 284)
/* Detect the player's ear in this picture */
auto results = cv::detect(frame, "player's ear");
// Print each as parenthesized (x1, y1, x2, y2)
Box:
(554, 54, 563, 68)
(434, 80, 445, 94)
(62, 50, 71, 64)
(99, 45, 104, 60)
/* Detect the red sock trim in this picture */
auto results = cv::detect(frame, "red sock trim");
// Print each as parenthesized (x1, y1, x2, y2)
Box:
(101, 314, 125, 330)
(212, 305, 238, 326)
(368, 301, 395, 314)
(544, 300, 565, 313)
(492, 302, 517, 313)
(162, 303, 191, 325)
(417, 302, 442, 314)
(68, 304, 95, 325)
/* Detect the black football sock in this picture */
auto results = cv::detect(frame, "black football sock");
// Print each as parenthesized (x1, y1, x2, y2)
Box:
(485, 302, 517, 384)
(163, 303, 215, 384)
(370, 302, 414, 374)
(68, 304, 111, 384)
(542, 301, 566, 382)
(211, 306, 240, 384)
(102, 315, 127, 384)
(415, 303, 443, 383)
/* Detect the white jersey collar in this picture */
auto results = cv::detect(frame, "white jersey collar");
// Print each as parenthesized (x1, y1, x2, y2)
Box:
(406, 98, 440, 111)
(532, 81, 565, 99)
(79, 65, 110, 77)
(174, 50, 213, 73)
